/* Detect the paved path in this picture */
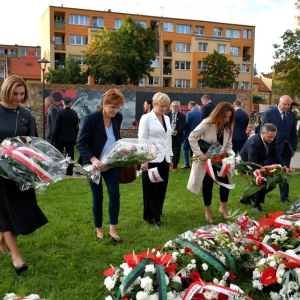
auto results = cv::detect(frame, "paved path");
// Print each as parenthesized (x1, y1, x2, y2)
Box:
(291, 151, 300, 168)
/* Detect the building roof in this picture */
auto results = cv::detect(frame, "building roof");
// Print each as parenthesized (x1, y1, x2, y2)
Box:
(9, 57, 40, 80)
(261, 73, 272, 79)
(253, 77, 271, 92)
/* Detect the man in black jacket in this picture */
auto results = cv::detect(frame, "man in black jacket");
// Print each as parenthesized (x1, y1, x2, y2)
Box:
(165, 101, 186, 170)
(199, 95, 216, 122)
(239, 123, 285, 212)
(52, 97, 79, 176)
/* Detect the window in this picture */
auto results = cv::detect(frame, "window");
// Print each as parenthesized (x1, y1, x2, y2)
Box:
(241, 64, 250, 72)
(198, 61, 206, 70)
(176, 24, 191, 34)
(69, 35, 88, 45)
(198, 43, 208, 52)
(164, 22, 173, 32)
(0, 49, 4, 54)
(134, 21, 147, 28)
(54, 15, 65, 23)
(55, 36, 63, 45)
(35, 50, 41, 56)
(92, 17, 104, 27)
(230, 47, 240, 56)
(226, 29, 240, 38)
(175, 79, 190, 87)
(149, 76, 159, 85)
(265, 94, 269, 99)
(175, 43, 190, 52)
(71, 55, 85, 65)
(217, 44, 226, 54)
(20, 49, 28, 56)
(243, 29, 251, 38)
(151, 59, 159, 68)
(175, 61, 190, 70)
(69, 15, 89, 25)
(197, 80, 206, 88)
(195, 26, 204, 35)
(115, 19, 122, 28)
(214, 28, 222, 37)
(241, 82, 249, 89)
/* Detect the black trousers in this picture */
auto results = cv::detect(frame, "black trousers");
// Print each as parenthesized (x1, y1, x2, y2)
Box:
(171, 139, 182, 169)
(202, 167, 229, 206)
(142, 160, 169, 222)
(55, 141, 75, 175)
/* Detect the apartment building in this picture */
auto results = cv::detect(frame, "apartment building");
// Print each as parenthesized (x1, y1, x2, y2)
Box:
(0, 44, 41, 83)
(253, 76, 272, 104)
(41, 6, 255, 92)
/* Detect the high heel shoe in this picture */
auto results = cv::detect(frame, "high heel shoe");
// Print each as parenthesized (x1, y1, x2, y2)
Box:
(13, 263, 28, 275)
(109, 232, 123, 243)
(219, 209, 231, 220)
(205, 212, 213, 223)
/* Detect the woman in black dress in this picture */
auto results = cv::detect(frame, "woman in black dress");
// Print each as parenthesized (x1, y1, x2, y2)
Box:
(0, 75, 48, 274)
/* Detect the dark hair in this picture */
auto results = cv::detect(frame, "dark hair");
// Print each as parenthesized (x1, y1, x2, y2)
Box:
(145, 99, 153, 110)
(261, 123, 277, 133)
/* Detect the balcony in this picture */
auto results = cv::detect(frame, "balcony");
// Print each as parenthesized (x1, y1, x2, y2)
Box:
(163, 67, 172, 75)
(163, 51, 172, 57)
(243, 54, 251, 62)
(54, 21, 65, 30)
(0, 53, 18, 58)
(54, 44, 65, 51)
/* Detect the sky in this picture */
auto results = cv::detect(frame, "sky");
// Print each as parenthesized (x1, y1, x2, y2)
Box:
(1, 0, 298, 73)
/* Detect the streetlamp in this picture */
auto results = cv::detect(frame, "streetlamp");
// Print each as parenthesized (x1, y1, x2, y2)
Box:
(38, 57, 50, 139)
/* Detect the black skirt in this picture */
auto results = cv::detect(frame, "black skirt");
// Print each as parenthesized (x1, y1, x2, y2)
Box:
(0, 177, 48, 235)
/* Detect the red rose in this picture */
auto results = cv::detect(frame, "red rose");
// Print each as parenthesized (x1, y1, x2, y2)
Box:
(292, 232, 300, 238)
(267, 171, 273, 177)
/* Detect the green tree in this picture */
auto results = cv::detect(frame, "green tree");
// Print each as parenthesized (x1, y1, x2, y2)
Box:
(45, 55, 87, 84)
(84, 16, 157, 85)
(253, 63, 258, 76)
(253, 95, 266, 104)
(272, 29, 300, 98)
(198, 50, 240, 88)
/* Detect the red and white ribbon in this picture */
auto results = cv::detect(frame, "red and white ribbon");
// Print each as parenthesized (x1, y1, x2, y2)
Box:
(183, 282, 253, 300)
(194, 229, 216, 239)
(274, 214, 300, 230)
(205, 159, 235, 189)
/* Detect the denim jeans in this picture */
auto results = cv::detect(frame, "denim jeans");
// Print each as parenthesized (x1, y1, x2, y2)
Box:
(88, 167, 120, 228)
(182, 138, 192, 166)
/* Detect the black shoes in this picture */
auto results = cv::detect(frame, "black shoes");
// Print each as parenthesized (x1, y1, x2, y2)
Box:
(239, 197, 252, 205)
(251, 206, 263, 213)
(180, 165, 191, 169)
(13, 263, 28, 275)
(148, 219, 162, 227)
(281, 198, 291, 203)
(109, 233, 123, 243)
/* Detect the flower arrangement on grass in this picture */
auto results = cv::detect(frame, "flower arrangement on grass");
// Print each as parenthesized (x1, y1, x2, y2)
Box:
(3, 293, 43, 300)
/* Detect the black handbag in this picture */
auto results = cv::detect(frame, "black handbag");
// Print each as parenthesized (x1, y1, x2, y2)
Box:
(197, 139, 212, 154)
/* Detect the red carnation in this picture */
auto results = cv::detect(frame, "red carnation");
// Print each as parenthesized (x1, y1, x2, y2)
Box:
(190, 272, 201, 282)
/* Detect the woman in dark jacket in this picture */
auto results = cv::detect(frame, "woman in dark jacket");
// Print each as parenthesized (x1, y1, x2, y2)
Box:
(0, 75, 48, 274)
(77, 89, 125, 242)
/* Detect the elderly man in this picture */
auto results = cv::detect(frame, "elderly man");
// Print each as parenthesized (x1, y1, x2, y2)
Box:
(239, 123, 285, 212)
(165, 101, 186, 170)
(45, 96, 59, 144)
(261, 95, 297, 203)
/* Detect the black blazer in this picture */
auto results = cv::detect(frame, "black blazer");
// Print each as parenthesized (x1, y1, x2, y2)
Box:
(240, 133, 284, 173)
(76, 109, 123, 166)
(200, 101, 216, 122)
(165, 111, 186, 144)
(52, 107, 79, 143)
(232, 109, 249, 141)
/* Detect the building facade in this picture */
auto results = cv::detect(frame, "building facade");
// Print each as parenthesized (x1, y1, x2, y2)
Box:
(0, 44, 41, 83)
(41, 6, 255, 95)
(253, 76, 272, 104)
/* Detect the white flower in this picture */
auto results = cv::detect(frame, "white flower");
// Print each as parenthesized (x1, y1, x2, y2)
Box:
(145, 264, 156, 273)
(269, 260, 277, 268)
(270, 292, 281, 300)
(140, 277, 154, 292)
(213, 278, 219, 284)
(105, 296, 114, 300)
(219, 280, 226, 285)
(202, 263, 208, 271)
(165, 274, 170, 285)
(277, 278, 283, 284)
(256, 258, 267, 266)
(136, 291, 149, 300)
(123, 266, 133, 276)
(262, 235, 271, 244)
(187, 263, 193, 270)
(167, 291, 177, 300)
(25, 295, 40, 300)
(203, 291, 214, 299)
(120, 262, 129, 270)
(149, 294, 159, 300)
(170, 275, 182, 283)
(252, 279, 263, 290)
(276, 263, 286, 279)
(164, 240, 173, 248)
(133, 276, 142, 285)
(3, 294, 17, 300)
(104, 276, 116, 291)
(235, 154, 241, 164)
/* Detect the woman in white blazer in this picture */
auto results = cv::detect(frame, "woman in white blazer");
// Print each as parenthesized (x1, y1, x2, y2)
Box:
(187, 102, 235, 223)
(138, 92, 173, 226)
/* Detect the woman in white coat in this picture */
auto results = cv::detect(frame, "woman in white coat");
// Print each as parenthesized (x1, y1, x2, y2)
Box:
(187, 102, 235, 223)
(138, 92, 173, 227)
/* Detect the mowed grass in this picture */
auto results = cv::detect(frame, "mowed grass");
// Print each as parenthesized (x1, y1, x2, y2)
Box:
(0, 154, 299, 299)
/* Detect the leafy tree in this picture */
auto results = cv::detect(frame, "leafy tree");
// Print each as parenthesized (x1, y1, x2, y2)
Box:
(272, 29, 300, 98)
(84, 16, 157, 86)
(45, 55, 87, 84)
(253, 64, 258, 76)
(198, 50, 240, 88)
(253, 95, 266, 104)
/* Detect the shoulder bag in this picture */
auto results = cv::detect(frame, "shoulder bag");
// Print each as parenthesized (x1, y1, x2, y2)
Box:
(197, 139, 212, 154)
(119, 166, 137, 184)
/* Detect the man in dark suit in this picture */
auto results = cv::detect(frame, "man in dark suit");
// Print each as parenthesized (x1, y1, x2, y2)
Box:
(239, 123, 285, 212)
(200, 94, 216, 122)
(52, 97, 79, 176)
(232, 99, 249, 153)
(166, 101, 186, 170)
(181, 101, 202, 169)
(261, 95, 297, 203)
(45, 96, 59, 144)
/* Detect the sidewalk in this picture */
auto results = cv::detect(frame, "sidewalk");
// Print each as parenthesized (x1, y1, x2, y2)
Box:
(291, 151, 300, 168)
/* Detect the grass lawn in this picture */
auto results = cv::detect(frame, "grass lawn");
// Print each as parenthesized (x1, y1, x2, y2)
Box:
(1, 156, 299, 299)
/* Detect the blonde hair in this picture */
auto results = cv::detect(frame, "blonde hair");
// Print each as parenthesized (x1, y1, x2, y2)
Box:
(0, 75, 30, 106)
(152, 92, 170, 106)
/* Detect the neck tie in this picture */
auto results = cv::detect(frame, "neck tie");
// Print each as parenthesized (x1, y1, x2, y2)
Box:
(282, 112, 287, 128)
(172, 113, 176, 122)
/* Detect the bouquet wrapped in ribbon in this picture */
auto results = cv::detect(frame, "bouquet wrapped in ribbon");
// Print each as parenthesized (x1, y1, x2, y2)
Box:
(0, 136, 71, 191)
(82, 138, 159, 184)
